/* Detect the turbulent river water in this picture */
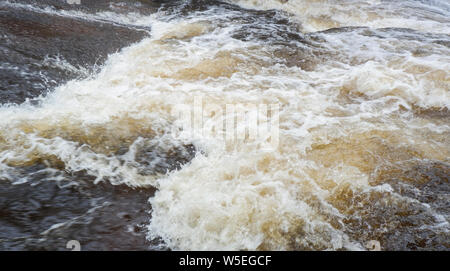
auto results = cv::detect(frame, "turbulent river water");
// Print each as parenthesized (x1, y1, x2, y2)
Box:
(0, 0, 449, 250)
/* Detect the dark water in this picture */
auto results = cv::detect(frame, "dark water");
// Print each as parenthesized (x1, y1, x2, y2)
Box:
(0, 0, 154, 104)
(0, 0, 449, 251)
(0, 0, 162, 250)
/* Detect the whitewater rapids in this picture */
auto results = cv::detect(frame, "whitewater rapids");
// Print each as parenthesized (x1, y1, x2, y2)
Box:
(0, 0, 449, 250)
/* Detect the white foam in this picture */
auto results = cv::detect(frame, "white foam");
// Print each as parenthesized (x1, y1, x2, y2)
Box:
(227, 0, 450, 34)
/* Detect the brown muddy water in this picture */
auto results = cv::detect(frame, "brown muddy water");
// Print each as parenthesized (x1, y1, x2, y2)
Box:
(0, 0, 449, 250)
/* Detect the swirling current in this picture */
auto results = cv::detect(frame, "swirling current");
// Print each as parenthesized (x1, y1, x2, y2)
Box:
(0, 0, 449, 250)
